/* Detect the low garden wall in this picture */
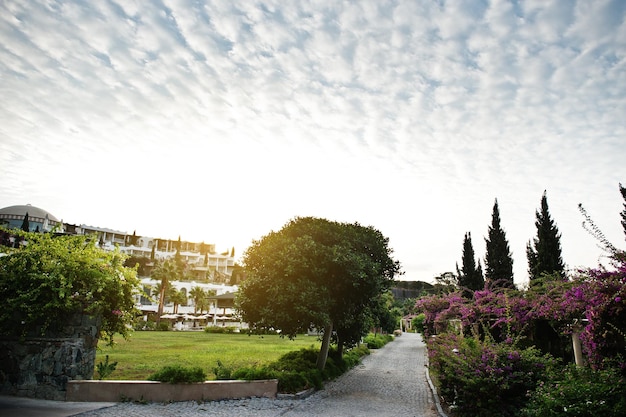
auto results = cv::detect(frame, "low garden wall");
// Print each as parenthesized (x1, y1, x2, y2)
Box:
(66, 379, 278, 402)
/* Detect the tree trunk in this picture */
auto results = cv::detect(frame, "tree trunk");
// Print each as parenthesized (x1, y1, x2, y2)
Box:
(156, 284, 166, 325)
(317, 322, 333, 371)
(337, 338, 344, 358)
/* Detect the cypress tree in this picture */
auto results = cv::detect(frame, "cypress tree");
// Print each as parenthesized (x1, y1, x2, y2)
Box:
(21, 212, 30, 232)
(456, 232, 485, 297)
(527, 191, 565, 281)
(484, 199, 514, 289)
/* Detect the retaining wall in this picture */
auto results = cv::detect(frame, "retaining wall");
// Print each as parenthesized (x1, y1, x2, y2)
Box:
(66, 379, 278, 402)
(0, 315, 100, 400)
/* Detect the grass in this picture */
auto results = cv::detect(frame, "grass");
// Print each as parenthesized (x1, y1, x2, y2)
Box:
(95, 331, 321, 380)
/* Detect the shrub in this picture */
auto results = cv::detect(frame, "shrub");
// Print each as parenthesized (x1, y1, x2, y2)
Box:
(428, 333, 559, 417)
(520, 365, 626, 417)
(276, 371, 309, 393)
(412, 313, 426, 334)
(134, 319, 156, 331)
(96, 355, 117, 380)
(0, 230, 139, 345)
(157, 321, 170, 331)
(231, 366, 278, 381)
(204, 326, 237, 334)
(342, 345, 369, 368)
(212, 360, 233, 380)
(148, 365, 206, 383)
(363, 333, 393, 349)
(230, 344, 370, 393)
(270, 347, 319, 372)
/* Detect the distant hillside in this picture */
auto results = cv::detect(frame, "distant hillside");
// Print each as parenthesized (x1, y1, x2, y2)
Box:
(391, 280, 434, 300)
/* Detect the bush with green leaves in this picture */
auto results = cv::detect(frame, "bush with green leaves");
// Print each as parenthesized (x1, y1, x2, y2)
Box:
(148, 365, 207, 383)
(204, 326, 238, 334)
(0, 230, 139, 345)
(412, 313, 426, 334)
(96, 355, 118, 380)
(342, 344, 370, 368)
(363, 333, 393, 349)
(520, 365, 626, 417)
(212, 360, 233, 380)
(231, 344, 370, 393)
(428, 333, 560, 417)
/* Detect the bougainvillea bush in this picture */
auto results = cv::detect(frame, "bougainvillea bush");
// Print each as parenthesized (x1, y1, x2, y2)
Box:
(427, 333, 559, 417)
(417, 259, 626, 369)
(562, 261, 626, 369)
(0, 229, 140, 345)
(418, 252, 626, 416)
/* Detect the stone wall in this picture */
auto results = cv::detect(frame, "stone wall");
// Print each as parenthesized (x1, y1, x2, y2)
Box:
(0, 314, 100, 400)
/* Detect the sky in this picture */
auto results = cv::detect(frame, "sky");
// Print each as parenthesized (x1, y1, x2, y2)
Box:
(1, 0, 625, 285)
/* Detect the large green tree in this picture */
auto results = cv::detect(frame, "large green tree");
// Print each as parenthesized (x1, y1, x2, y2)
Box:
(237, 217, 401, 370)
(484, 199, 515, 289)
(526, 191, 565, 281)
(456, 232, 484, 297)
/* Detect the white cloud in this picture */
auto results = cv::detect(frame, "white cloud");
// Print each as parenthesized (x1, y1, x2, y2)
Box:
(0, 0, 625, 284)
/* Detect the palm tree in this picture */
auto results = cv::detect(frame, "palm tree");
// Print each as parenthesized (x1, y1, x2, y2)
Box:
(189, 287, 207, 314)
(170, 289, 187, 314)
(152, 259, 180, 324)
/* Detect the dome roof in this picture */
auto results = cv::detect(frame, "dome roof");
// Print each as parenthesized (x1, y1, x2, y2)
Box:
(0, 204, 60, 222)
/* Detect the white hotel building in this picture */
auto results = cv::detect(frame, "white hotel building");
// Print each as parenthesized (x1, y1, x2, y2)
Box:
(0, 204, 240, 321)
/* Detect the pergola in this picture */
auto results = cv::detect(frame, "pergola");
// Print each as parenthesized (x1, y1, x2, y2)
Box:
(207, 292, 239, 325)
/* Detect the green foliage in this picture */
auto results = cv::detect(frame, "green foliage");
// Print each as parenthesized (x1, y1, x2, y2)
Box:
(363, 333, 393, 349)
(520, 365, 626, 417)
(204, 326, 238, 334)
(527, 191, 565, 281)
(96, 355, 118, 380)
(341, 344, 370, 368)
(156, 321, 170, 331)
(0, 229, 139, 344)
(457, 232, 484, 296)
(148, 365, 207, 384)
(484, 199, 515, 289)
(123, 255, 151, 276)
(238, 216, 401, 367)
(232, 345, 370, 393)
(412, 313, 426, 334)
(212, 360, 233, 380)
(428, 333, 559, 417)
(230, 366, 279, 382)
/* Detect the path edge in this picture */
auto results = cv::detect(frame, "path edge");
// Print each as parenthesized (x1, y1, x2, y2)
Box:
(424, 358, 449, 417)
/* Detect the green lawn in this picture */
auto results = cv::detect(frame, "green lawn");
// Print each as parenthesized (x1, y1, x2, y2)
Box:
(95, 331, 321, 380)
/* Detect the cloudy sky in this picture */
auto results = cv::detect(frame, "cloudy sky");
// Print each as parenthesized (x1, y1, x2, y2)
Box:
(1, 0, 625, 285)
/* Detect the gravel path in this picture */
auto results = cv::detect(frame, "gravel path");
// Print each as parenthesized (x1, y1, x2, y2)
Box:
(78, 332, 438, 417)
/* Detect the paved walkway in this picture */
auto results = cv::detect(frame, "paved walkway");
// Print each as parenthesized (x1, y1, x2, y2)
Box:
(281, 331, 439, 417)
(0, 395, 115, 417)
(1, 332, 439, 417)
